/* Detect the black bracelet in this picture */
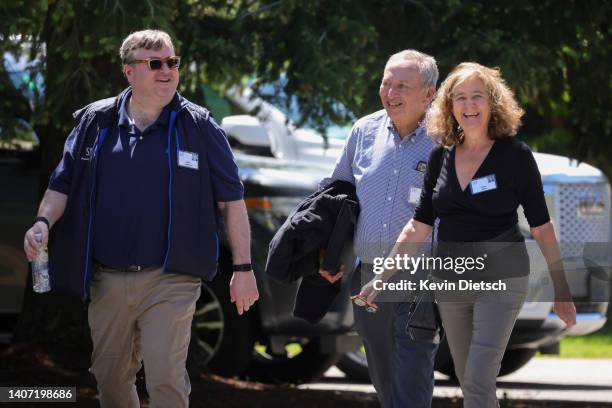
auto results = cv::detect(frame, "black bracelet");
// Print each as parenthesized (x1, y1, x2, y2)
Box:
(232, 263, 253, 272)
(33, 216, 50, 229)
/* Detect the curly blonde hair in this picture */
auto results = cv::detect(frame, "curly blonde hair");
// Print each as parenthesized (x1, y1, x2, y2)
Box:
(425, 62, 524, 146)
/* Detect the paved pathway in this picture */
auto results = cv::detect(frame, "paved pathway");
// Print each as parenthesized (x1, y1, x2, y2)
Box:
(301, 358, 612, 404)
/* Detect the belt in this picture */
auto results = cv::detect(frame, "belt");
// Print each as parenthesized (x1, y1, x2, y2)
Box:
(94, 260, 151, 272)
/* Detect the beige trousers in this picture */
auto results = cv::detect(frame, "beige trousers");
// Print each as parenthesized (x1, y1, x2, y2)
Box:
(88, 266, 201, 408)
(436, 277, 528, 408)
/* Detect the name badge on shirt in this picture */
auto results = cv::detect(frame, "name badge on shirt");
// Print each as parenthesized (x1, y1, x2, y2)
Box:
(409, 187, 422, 205)
(178, 150, 199, 170)
(469, 174, 497, 195)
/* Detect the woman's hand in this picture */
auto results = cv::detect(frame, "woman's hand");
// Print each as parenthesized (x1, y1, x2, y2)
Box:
(553, 300, 576, 328)
(531, 222, 577, 328)
(553, 282, 576, 327)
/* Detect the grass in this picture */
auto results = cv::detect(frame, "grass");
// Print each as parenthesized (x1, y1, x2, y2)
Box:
(253, 321, 612, 361)
(254, 342, 303, 358)
(262, 327, 612, 360)
(557, 320, 612, 358)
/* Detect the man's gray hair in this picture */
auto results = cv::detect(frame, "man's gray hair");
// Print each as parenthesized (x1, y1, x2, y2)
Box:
(119, 29, 175, 64)
(386, 50, 439, 89)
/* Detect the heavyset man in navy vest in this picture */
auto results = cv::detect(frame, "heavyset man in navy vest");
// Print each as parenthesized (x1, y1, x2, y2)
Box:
(23, 30, 259, 407)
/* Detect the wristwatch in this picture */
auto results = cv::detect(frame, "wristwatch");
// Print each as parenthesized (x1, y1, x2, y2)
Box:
(33, 216, 50, 229)
(232, 263, 253, 272)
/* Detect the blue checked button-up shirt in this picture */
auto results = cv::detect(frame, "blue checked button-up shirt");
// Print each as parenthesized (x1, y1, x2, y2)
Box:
(321, 110, 434, 263)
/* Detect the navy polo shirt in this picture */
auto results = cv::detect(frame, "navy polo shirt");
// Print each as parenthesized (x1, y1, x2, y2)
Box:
(92, 95, 171, 268)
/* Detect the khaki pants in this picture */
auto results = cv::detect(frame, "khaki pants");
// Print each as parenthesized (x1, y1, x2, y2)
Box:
(436, 277, 528, 408)
(88, 266, 201, 408)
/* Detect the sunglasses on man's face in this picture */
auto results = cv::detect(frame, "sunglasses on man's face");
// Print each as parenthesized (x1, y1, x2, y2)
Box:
(128, 56, 181, 71)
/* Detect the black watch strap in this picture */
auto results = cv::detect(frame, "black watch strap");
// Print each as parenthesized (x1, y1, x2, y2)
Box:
(232, 263, 253, 272)
(33, 216, 50, 229)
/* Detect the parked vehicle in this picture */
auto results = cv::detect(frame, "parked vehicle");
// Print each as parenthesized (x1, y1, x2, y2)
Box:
(0, 120, 40, 344)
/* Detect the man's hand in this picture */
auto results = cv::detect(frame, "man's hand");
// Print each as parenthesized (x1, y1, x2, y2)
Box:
(319, 263, 345, 283)
(218, 200, 258, 315)
(358, 277, 382, 308)
(318, 249, 344, 283)
(24, 221, 49, 262)
(229, 271, 259, 315)
(23, 189, 68, 261)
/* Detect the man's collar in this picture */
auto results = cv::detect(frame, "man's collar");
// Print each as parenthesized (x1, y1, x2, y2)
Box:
(410, 125, 427, 142)
(117, 91, 132, 128)
(386, 116, 426, 142)
(91, 87, 192, 132)
(118, 89, 175, 129)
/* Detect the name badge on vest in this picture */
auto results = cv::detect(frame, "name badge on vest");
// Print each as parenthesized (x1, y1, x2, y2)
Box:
(469, 174, 497, 195)
(178, 150, 199, 170)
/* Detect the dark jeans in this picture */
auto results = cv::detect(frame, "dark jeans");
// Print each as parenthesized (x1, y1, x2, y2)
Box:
(392, 301, 438, 408)
(351, 264, 438, 408)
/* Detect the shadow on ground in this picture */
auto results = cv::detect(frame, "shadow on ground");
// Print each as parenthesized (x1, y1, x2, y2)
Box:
(0, 343, 609, 408)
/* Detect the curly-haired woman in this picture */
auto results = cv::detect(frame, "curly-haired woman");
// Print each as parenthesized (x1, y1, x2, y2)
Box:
(358, 62, 576, 407)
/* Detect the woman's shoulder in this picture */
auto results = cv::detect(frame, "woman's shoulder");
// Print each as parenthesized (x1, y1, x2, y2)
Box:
(429, 142, 449, 161)
(497, 136, 532, 156)
(425, 143, 452, 177)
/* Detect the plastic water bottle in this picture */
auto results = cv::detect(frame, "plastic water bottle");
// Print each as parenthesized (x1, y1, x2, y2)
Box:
(32, 232, 51, 293)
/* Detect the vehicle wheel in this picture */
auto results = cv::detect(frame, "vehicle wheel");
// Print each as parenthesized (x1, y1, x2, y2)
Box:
(337, 349, 371, 383)
(498, 348, 537, 376)
(187, 264, 256, 378)
(245, 338, 342, 384)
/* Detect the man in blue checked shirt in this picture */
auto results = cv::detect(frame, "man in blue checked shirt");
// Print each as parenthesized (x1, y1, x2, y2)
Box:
(319, 50, 439, 408)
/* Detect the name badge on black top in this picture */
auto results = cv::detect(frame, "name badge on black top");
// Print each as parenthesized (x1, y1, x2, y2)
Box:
(469, 174, 497, 194)
(178, 150, 199, 170)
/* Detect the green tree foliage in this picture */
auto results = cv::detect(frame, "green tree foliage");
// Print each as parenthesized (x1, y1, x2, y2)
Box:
(1, 0, 610, 176)
(0, 0, 45, 140)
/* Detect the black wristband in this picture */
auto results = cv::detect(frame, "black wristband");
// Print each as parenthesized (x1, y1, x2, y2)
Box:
(232, 263, 253, 272)
(33, 216, 50, 229)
